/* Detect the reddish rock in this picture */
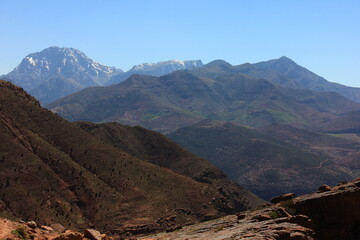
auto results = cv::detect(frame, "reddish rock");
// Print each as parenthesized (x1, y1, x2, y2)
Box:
(295, 179, 360, 240)
(271, 193, 296, 204)
(41, 225, 54, 232)
(27, 221, 37, 229)
(54, 230, 83, 240)
(84, 229, 102, 240)
(317, 184, 331, 192)
(287, 215, 315, 229)
(276, 207, 292, 218)
(50, 223, 65, 233)
(252, 214, 272, 221)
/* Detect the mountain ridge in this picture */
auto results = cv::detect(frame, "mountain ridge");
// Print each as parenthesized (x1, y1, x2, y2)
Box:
(48, 69, 360, 133)
(106, 59, 203, 85)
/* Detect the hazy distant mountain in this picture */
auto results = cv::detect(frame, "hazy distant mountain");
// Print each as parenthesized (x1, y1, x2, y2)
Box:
(1, 47, 122, 104)
(106, 59, 203, 85)
(48, 67, 360, 133)
(235, 56, 360, 103)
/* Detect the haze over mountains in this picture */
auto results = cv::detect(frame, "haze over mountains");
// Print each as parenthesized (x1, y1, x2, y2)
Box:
(3, 47, 360, 106)
(49, 64, 360, 133)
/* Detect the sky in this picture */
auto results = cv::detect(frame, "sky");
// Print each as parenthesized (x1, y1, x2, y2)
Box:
(0, 0, 359, 87)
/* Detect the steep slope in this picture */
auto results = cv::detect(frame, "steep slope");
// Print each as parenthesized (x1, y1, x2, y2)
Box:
(106, 59, 203, 85)
(1, 47, 122, 104)
(167, 120, 354, 200)
(0, 80, 259, 235)
(49, 69, 360, 133)
(237, 56, 360, 103)
(76, 121, 263, 210)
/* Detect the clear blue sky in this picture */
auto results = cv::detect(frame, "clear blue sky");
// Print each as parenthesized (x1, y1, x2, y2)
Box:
(1, 0, 359, 87)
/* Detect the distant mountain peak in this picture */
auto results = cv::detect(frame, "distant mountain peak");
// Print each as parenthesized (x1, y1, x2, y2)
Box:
(278, 56, 292, 61)
(205, 59, 232, 67)
(2, 46, 122, 104)
(106, 59, 204, 85)
(130, 59, 203, 72)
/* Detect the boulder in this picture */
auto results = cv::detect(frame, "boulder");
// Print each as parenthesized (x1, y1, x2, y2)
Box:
(317, 184, 331, 193)
(26, 221, 37, 229)
(84, 229, 102, 240)
(271, 193, 296, 204)
(50, 223, 66, 233)
(41, 225, 54, 232)
(54, 230, 83, 240)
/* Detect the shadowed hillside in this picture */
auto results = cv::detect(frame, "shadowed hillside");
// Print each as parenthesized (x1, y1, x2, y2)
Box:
(168, 120, 354, 200)
(0, 80, 261, 236)
(76, 121, 263, 210)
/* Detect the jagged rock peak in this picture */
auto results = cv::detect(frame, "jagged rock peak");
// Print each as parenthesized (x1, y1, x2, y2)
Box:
(12, 46, 121, 77)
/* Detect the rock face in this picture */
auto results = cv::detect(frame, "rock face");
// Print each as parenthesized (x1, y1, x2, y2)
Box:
(139, 208, 316, 240)
(140, 178, 360, 240)
(295, 179, 360, 240)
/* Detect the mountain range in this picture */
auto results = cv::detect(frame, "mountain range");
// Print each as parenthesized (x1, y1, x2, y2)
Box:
(106, 59, 203, 85)
(0, 80, 262, 234)
(45, 56, 360, 202)
(192, 57, 360, 103)
(3, 47, 360, 106)
(1, 47, 204, 104)
(48, 63, 360, 133)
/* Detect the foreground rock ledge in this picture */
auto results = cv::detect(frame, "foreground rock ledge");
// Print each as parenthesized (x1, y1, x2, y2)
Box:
(0, 179, 359, 240)
(140, 178, 360, 240)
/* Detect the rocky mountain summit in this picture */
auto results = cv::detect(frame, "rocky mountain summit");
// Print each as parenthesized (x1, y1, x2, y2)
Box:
(236, 56, 360, 103)
(1, 47, 122, 104)
(1, 178, 359, 239)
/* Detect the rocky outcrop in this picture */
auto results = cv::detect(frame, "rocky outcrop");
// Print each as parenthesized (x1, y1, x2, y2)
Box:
(0, 218, 107, 240)
(84, 229, 104, 240)
(294, 178, 360, 240)
(140, 178, 360, 240)
(271, 193, 296, 204)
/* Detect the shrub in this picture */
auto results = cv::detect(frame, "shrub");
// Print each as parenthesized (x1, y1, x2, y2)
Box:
(12, 227, 27, 240)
